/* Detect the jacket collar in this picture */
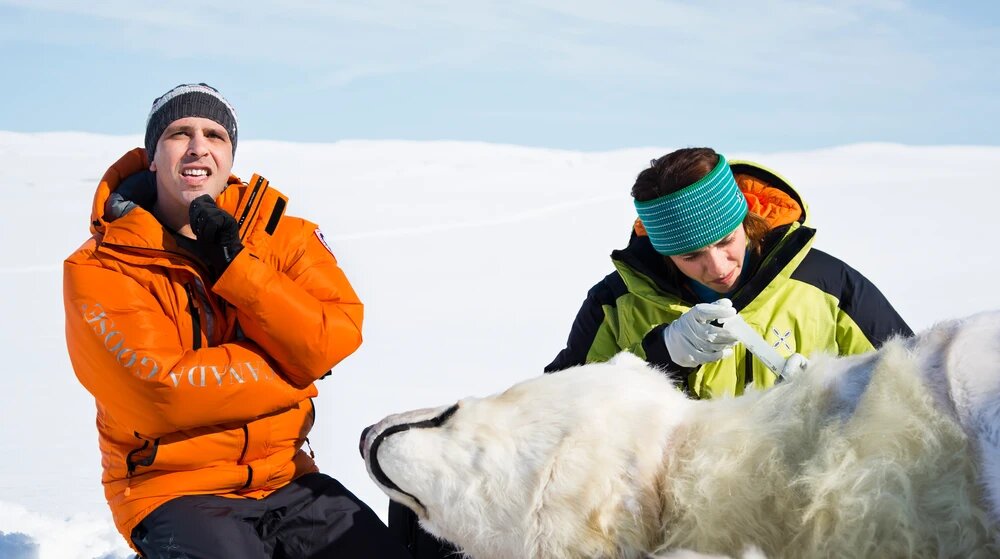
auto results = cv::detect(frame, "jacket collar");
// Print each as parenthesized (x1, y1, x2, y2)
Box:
(612, 224, 816, 310)
(89, 148, 244, 239)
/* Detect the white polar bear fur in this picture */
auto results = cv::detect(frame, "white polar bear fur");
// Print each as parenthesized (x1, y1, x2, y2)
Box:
(362, 311, 1000, 558)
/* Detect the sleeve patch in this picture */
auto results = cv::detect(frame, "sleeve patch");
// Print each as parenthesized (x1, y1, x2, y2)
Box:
(315, 229, 336, 256)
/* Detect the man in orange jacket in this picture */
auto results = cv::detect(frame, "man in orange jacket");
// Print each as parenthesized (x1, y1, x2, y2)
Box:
(63, 83, 410, 558)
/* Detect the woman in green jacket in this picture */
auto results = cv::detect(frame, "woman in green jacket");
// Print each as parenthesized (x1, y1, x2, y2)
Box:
(391, 147, 914, 556)
(545, 147, 912, 398)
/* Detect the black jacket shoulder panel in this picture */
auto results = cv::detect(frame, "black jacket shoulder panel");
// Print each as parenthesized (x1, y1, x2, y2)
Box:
(790, 248, 851, 299)
(544, 271, 627, 373)
(791, 248, 913, 345)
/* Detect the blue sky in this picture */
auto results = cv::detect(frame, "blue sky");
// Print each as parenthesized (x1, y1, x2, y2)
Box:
(1, 0, 997, 152)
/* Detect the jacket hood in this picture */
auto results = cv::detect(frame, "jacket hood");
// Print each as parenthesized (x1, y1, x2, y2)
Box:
(729, 159, 809, 227)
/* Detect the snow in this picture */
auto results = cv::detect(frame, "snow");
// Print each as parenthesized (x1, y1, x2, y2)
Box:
(1, 131, 998, 557)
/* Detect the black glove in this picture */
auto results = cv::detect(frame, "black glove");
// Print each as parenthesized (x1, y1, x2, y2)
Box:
(189, 194, 244, 279)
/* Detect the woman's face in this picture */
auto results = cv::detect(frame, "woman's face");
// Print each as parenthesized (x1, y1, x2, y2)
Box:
(668, 225, 747, 293)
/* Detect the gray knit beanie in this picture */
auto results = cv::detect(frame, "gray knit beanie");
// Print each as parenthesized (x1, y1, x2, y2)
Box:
(144, 83, 238, 160)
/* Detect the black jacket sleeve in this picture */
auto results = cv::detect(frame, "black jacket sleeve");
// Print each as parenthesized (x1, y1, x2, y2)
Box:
(544, 272, 626, 373)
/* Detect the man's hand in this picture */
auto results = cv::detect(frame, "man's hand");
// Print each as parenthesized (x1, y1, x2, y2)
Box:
(189, 194, 244, 279)
(663, 299, 739, 368)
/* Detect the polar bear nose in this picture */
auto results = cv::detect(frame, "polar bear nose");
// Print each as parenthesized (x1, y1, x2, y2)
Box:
(360, 424, 374, 458)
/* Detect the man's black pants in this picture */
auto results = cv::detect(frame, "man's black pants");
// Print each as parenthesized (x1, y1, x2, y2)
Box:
(131, 473, 411, 558)
(387, 500, 460, 559)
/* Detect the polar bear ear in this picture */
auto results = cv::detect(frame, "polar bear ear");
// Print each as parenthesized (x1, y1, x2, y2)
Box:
(608, 351, 646, 368)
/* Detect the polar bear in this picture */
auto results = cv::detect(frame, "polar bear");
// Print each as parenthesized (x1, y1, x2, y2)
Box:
(361, 311, 1000, 558)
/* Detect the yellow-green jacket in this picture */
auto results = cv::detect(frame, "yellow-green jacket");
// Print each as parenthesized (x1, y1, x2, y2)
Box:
(545, 161, 912, 399)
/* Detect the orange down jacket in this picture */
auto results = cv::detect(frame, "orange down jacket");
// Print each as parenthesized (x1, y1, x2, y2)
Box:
(63, 148, 364, 547)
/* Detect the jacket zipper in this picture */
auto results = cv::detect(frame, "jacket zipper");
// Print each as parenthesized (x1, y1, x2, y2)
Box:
(744, 347, 754, 390)
(237, 175, 268, 241)
(191, 277, 217, 344)
(184, 284, 202, 350)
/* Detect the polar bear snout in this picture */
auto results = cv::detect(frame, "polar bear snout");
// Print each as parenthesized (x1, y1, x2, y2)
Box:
(361, 403, 464, 523)
(359, 424, 374, 458)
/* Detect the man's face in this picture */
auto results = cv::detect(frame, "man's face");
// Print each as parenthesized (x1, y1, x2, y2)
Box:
(150, 116, 234, 212)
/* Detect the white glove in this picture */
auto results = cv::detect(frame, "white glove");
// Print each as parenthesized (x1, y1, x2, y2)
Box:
(663, 299, 739, 368)
(781, 353, 809, 379)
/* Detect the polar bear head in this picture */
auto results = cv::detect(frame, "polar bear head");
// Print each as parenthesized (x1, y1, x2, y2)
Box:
(361, 352, 694, 559)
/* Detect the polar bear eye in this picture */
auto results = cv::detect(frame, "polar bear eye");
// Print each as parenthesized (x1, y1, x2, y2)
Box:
(422, 403, 458, 430)
(435, 403, 459, 426)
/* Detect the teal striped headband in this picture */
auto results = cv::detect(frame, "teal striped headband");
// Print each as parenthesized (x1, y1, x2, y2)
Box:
(634, 154, 748, 256)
